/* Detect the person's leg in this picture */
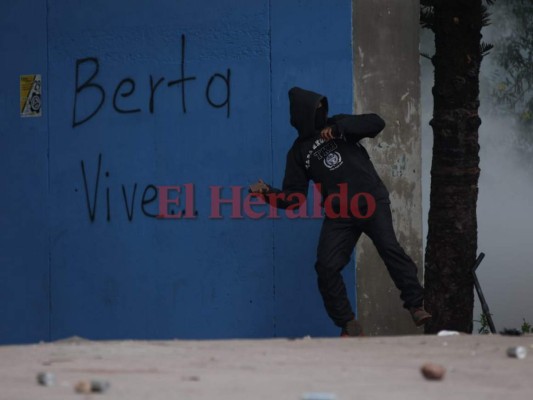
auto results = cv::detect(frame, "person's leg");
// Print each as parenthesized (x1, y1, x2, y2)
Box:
(315, 217, 362, 328)
(362, 201, 425, 310)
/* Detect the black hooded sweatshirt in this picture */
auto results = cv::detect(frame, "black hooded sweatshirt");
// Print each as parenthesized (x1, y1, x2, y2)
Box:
(265, 86, 389, 210)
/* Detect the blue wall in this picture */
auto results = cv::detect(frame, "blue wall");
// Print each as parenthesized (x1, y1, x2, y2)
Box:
(0, 0, 353, 344)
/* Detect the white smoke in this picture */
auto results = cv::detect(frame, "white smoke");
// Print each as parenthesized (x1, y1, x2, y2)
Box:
(420, 7, 533, 333)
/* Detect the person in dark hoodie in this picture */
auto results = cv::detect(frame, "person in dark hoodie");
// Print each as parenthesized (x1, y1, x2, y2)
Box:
(249, 87, 431, 336)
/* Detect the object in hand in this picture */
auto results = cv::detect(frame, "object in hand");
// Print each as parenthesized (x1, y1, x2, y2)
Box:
(249, 180, 270, 194)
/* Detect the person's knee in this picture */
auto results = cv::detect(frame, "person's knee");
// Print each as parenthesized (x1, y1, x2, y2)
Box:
(373, 237, 403, 257)
(315, 257, 349, 278)
(314, 260, 328, 276)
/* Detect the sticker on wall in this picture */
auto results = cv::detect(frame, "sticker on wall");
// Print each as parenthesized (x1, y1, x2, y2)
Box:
(20, 74, 42, 117)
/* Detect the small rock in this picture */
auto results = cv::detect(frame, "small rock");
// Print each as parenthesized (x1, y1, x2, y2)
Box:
(75, 380, 92, 394)
(36, 372, 55, 386)
(91, 380, 111, 393)
(437, 330, 460, 336)
(507, 346, 527, 359)
(421, 363, 446, 380)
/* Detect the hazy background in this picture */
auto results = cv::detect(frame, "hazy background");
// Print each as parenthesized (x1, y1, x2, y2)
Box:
(420, 4, 533, 333)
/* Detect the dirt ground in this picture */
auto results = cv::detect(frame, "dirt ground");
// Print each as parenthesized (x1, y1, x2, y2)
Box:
(1, 334, 532, 400)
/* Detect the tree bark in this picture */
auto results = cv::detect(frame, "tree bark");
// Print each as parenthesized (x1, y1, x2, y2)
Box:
(425, 0, 483, 333)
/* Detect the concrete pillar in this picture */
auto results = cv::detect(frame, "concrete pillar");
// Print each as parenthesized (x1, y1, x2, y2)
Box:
(353, 0, 423, 335)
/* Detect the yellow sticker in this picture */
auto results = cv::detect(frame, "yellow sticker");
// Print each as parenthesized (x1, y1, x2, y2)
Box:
(20, 74, 42, 117)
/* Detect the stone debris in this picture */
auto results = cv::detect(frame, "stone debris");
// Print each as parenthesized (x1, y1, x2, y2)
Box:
(75, 379, 111, 394)
(420, 363, 446, 380)
(437, 330, 460, 336)
(506, 346, 527, 359)
(75, 380, 92, 394)
(91, 380, 111, 393)
(36, 372, 55, 386)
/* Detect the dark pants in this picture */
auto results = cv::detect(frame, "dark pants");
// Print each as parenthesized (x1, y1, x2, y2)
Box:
(315, 201, 424, 328)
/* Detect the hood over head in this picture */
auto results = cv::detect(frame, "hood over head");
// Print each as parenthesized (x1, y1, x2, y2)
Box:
(288, 87, 328, 138)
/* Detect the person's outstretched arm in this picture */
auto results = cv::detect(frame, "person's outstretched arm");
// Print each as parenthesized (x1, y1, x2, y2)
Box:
(327, 113, 386, 142)
(249, 144, 309, 209)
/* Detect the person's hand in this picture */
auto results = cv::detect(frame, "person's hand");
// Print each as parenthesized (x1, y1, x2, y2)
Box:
(320, 126, 335, 141)
(249, 179, 270, 194)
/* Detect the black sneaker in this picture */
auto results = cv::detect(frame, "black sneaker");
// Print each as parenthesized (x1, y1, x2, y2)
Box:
(340, 319, 365, 337)
(410, 307, 432, 327)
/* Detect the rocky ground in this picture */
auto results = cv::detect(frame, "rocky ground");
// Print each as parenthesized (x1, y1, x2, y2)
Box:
(1, 334, 532, 400)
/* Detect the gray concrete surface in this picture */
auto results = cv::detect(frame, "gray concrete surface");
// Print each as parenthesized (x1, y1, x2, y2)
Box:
(353, 0, 423, 335)
(1, 335, 532, 399)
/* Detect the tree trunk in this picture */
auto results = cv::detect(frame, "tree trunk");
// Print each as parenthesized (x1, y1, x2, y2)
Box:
(425, 0, 483, 333)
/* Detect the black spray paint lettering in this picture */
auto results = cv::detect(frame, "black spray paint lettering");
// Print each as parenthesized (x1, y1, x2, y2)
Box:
(205, 70, 231, 118)
(167, 34, 197, 114)
(72, 57, 105, 127)
(80, 153, 163, 222)
(72, 34, 231, 127)
(113, 78, 141, 114)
